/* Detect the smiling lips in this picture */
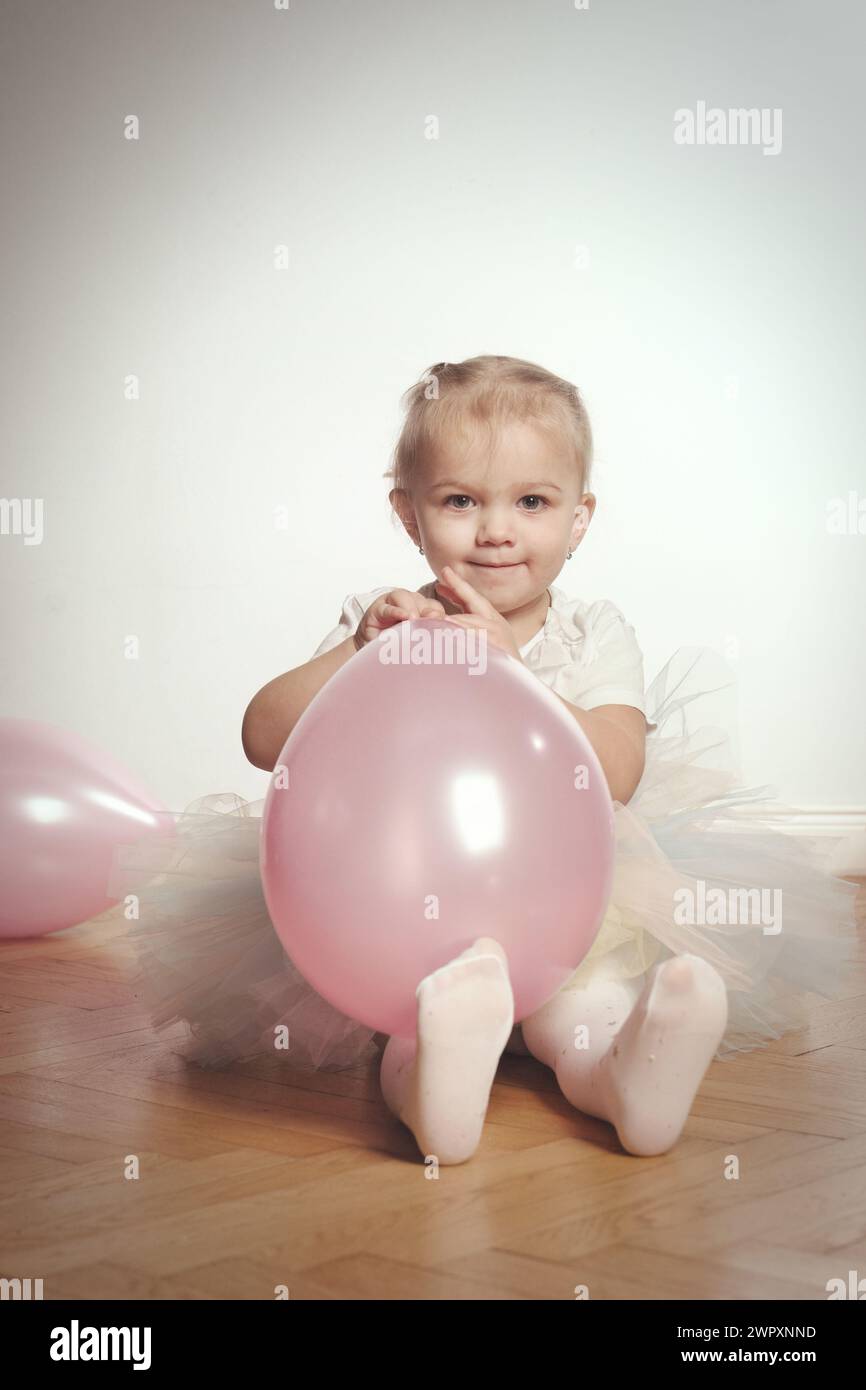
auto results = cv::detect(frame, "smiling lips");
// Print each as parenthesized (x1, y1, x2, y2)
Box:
(470, 561, 523, 569)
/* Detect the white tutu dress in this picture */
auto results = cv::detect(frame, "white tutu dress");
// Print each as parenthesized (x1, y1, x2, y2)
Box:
(106, 584, 860, 1071)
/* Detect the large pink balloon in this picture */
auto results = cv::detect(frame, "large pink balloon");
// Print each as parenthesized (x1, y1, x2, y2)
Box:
(0, 719, 174, 939)
(261, 617, 615, 1038)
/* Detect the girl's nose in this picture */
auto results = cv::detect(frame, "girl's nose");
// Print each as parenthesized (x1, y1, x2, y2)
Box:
(477, 512, 515, 545)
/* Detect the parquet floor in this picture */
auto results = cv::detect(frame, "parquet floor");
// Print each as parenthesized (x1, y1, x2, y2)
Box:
(1, 878, 865, 1301)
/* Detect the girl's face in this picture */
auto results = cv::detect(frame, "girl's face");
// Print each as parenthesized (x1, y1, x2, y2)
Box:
(392, 417, 594, 611)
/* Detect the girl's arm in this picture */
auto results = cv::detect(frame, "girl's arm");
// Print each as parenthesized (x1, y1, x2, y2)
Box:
(242, 586, 446, 771)
(241, 636, 358, 771)
(554, 697, 647, 805)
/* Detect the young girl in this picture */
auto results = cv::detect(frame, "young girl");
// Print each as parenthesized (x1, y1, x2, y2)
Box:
(110, 355, 860, 1164)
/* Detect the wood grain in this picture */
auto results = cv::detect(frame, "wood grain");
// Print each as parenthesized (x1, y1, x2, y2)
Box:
(1, 883, 863, 1300)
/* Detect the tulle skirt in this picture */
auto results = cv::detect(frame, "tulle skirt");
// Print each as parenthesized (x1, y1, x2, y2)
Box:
(105, 646, 861, 1070)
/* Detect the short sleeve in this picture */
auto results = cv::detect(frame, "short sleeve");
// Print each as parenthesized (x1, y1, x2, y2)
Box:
(557, 600, 657, 731)
(310, 588, 391, 658)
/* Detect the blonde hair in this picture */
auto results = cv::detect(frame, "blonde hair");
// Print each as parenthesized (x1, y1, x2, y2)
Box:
(384, 356, 593, 511)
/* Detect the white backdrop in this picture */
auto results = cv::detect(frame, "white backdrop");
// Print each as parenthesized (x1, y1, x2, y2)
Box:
(1, 0, 864, 824)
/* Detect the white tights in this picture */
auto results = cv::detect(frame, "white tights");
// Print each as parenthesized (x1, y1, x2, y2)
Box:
(379, 937, 728, 1163)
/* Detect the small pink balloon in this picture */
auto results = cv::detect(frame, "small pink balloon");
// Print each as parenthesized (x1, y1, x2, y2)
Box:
(261, 617, 615, 1037)
(0, 719, 175, 939)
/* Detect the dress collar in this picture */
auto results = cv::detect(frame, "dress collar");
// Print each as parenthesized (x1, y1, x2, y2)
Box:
(519, 584, 565, 656)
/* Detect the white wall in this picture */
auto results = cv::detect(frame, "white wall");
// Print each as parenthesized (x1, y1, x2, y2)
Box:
(1, 0, 864, 816)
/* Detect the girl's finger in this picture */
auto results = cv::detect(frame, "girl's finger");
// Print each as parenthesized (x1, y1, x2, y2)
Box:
(434, 575, 466, 610)
(440, 564, 494, 617)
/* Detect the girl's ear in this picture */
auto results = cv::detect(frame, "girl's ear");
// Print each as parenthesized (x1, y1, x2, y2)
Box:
(389, 488, 420, 545)
(572, 495, 596, 546)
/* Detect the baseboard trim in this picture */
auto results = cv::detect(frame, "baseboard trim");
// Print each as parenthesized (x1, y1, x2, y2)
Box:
(717, 805, 866, 876)
(727, 806, 866, 837)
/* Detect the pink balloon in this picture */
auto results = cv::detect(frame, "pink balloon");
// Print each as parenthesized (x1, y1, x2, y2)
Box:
(0, 719, 174, 939)
(261, 617, 615, 1037)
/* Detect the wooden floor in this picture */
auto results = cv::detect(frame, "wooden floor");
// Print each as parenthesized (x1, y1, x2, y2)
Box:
(1, 879, 865, 1302)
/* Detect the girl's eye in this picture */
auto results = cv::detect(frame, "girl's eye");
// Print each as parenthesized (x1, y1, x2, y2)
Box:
(444, 494, 549, 511)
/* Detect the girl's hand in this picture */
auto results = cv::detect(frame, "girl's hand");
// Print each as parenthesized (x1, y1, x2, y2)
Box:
(354, 588, 448, 649)
(433, 564, 525, 661)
